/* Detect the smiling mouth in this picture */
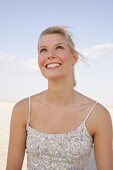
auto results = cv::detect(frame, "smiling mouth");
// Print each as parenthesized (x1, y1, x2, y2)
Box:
(46, 63, 62, 69)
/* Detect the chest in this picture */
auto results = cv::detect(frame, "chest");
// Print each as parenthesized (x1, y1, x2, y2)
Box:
(30, 103, 88, 134)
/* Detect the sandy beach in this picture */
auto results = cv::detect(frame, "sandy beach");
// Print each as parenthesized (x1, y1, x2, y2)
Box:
(0, 102, 113, 170)
(0, 102, 26, 170)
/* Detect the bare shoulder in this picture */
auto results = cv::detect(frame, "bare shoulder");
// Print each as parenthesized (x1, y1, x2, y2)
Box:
(76, 91, 112, 132)
(11, 98, 29, 127)
(92, 103, 112, 133)
(77, 90, 111, 121)
(11, 91, 45, 122)
(94, 103, 112, 123)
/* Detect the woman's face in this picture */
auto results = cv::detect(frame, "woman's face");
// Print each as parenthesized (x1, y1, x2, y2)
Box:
(38, 33, 77, 80)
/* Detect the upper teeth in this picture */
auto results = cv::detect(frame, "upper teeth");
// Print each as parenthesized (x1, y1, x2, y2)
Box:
(47, 63, 61, 68)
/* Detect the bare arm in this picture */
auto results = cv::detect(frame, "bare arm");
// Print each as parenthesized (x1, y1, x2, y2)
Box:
(93, 104, 113, 170)
(6, 99, 28, 170)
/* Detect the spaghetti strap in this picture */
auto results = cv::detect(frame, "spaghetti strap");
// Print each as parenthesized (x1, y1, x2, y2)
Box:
(27, 96, 31, 124)
(84, 102, 97, 123)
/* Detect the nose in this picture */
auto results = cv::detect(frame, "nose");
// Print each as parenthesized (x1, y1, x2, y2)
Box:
(47, 50, 56, 59)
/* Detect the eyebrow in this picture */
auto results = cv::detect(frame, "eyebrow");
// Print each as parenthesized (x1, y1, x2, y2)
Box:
(38, 46, 47, 49)
(38, 42, 67, 49)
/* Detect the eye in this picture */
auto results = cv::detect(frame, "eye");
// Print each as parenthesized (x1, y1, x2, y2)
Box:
(56, 45, 64, 50)
(40, 48, 47, 53)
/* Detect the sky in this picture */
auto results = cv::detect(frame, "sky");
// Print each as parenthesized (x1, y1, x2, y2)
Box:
(0, 0, 113, 107)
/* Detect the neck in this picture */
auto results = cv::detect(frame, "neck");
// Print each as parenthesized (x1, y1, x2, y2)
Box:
(45, 79, 76, 106)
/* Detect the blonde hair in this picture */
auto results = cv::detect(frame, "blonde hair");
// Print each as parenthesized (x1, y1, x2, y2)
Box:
(38, 26, 80, 86)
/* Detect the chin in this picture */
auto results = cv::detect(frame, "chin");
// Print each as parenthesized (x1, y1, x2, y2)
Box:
(42, 73, 64, 80)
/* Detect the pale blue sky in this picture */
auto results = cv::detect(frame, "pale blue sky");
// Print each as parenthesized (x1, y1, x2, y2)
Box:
(0, 0, 113, 107)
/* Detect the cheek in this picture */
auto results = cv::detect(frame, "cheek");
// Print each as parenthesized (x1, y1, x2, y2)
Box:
(56, 51, 69, 62)
(60, 52, 73, 63)
(38, 56, 45, 68)
(66, 51, 76, 64)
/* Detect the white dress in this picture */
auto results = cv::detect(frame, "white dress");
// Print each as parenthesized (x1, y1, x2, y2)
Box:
(26, 97, 97, 170)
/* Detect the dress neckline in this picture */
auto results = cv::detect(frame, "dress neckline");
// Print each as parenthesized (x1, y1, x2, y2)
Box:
(27, 121, 92, 141)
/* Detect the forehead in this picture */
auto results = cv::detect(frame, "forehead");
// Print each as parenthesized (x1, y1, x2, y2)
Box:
(38, 34, 67, 47)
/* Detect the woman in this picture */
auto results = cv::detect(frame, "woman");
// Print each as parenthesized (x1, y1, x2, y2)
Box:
(6, 26, 113, 170)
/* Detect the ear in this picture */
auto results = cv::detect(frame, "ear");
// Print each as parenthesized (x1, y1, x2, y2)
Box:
(72, 51, 78, 65)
